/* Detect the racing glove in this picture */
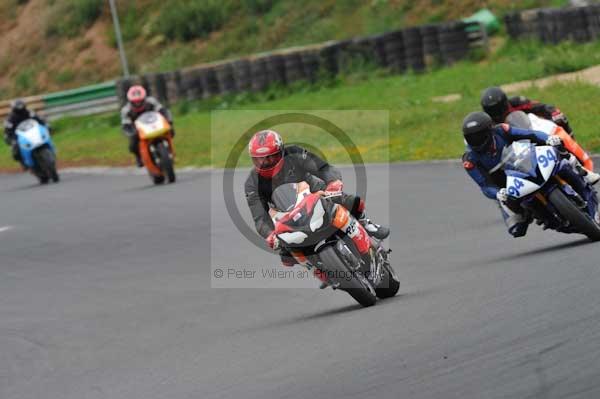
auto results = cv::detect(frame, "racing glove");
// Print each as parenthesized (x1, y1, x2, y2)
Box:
(123, 124, 137, 137)
(325, 180, 343, 193)
(546, 136, 562, 147)
(266, 231, 280, 251)
(551, 110, 568, 126)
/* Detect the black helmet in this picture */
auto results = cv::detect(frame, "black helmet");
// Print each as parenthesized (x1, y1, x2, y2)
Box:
(11, 99, 26, 113)
(480, 87, 508, 123)
(462, 111, 494, 151)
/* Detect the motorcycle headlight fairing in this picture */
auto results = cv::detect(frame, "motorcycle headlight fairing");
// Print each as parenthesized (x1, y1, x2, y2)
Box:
(278, 231, 308, 245)
(309, 199, 325, 232)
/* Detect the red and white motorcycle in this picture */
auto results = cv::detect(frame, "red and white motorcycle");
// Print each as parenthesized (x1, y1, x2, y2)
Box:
(269, 182, 399, 307)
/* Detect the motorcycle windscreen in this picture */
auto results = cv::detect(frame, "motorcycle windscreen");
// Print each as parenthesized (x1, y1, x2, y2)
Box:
(16, 120, 36, 132)
(135, 112, 170, 139)
(505, 111, 532, 129)
(271, 183, 299, 212)
(500, 141, 536, 177)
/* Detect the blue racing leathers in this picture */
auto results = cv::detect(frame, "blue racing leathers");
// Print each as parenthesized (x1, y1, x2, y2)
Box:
(462, 123, 550, 237)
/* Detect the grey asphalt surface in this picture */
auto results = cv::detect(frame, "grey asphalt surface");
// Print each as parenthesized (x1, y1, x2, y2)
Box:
(2, 163, 600, 399)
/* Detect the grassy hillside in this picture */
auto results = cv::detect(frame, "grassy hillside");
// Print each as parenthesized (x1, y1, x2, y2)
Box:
(2, 39, 600, 171)
(0, 0, 568, 99)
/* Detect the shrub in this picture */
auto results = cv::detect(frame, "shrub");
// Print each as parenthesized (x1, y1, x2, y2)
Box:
(153, 0, 231, 41)
(46, 0, 103, 38)
(15, 67, 36, 92)
(243, 0, 276, 14)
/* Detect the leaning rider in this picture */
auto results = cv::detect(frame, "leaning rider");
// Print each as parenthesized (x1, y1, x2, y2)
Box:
(244, 130, 389, 284)
(461, 111, 582, 238)
(120, 85, 174, 167)
(480, 86, 573, 135)
(3, 99, 47, 168)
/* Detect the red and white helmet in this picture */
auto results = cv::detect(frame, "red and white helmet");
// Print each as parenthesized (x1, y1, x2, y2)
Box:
(127, 85, 147, 113)
(248, 130, 284, 179)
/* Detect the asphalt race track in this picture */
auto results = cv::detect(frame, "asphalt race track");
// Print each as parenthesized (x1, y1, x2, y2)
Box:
(2, 163, 600, 399)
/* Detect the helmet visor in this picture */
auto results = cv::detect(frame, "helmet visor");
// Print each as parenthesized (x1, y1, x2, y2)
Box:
(483, 100, 508, 123)
(252, 152, 282, 170)
(465, 132, 491, 150)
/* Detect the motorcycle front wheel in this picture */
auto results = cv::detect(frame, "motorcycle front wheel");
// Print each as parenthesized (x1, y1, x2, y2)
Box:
(32, 147, 56, 184)
(318, 245, 377, 307)
(157, 141, 175, 183)
(549, 188, 600, 241)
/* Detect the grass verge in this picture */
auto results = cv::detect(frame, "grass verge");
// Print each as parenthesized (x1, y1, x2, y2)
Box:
(2, 40, 600, 170)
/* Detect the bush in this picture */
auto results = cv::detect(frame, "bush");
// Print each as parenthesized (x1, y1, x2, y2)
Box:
(46, 0, 103, 38)
(243, 0, 276, 14)
(154, 0, 231, 41)
(105, 5, 142, 47)
(15, 67, 36, 92)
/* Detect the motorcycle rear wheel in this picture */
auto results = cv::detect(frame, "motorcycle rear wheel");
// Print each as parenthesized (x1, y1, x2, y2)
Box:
(318, 245, 377, 307)
(549, 188, 600, 241)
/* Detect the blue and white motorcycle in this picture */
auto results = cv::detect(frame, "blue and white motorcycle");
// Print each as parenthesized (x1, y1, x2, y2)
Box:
(493, 138, 600, 241)
(15, 118, 59, 184)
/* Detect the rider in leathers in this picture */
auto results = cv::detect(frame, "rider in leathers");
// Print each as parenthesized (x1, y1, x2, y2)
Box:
(462, 111, 564, 238)
(480, 86, 573, 135)
(245, 130, 389, 285)
(120, 85, 173, 166)
(3, 99, 47, 168)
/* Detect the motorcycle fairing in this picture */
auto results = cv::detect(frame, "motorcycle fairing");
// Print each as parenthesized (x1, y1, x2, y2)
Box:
(505, 145, 559, 199)
(15, 119, 54, 168)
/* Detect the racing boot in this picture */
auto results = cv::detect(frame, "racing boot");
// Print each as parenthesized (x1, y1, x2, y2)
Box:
(578, 166, 600, 186)
(500, 201, 530, 238)
(358, 212, 390, 240)
(134, 153, 143, 167)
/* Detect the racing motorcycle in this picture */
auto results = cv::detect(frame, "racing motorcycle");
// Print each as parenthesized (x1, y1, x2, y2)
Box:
(491, 135, 600, 241)
(270, 181, 400, 307)
(15, 118, 59, 184)
(134, 111, 175, 184)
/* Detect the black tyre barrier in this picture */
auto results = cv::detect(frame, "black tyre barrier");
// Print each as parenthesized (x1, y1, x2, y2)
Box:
(381, 30, 406, 72)
(265, 54, 286, 86)
(181, 68, 204, 100)
(342, 36, 386, 69)
(250, 56, 269, 92)
(215, 62, 237, 94)
(508, 6, 600, 45)
(111, 18, 494, 104)
(140, 75, 152, 96)
(165, 70, 186, 103)
(283, 51, 306, 83)
(438, 22, 469, 65)
(116, 78, 133, 105)
(200, 67, 220, 98)
(300, 50, 320, 83)
(504, 12, 522, 38)
(232, 59, 252, 92)
(519, 8, 542, 39)
(585, 4, 600, 40)
(403, 26, 425, 72)
(153, 73, 169, 104)
(537, 8, 561, 44)
(420, 24, 441, 66)
(318, 40, 351, 76)
(567, 7, 590, 42)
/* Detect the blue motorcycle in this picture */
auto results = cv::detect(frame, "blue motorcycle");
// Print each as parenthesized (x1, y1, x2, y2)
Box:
(15, 118, 59, 184)
(495, 139, 600, 241)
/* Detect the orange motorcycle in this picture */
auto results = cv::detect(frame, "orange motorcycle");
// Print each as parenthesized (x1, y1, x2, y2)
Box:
(134, 111, 176, 184)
